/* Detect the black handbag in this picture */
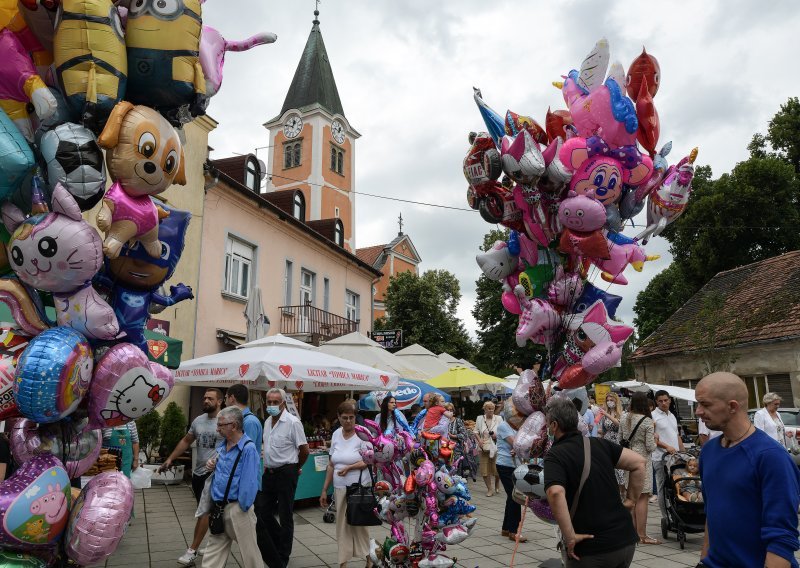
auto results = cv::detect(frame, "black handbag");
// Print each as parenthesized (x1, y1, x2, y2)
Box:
(345, 467, 381, 527)
(621, 416, 646, 449)
(209, 440, 252, 535)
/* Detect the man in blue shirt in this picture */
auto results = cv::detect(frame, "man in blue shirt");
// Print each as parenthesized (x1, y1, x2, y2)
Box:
(225, 384, 263, 486)
(202, 407, 262, 568)
(696, 372, 800, 568)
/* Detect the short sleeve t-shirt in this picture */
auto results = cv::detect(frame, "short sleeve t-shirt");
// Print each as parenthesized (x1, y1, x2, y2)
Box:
(495, 420, 516, 468)
(544, 432, 638, 556)
(329, 429, 368, 488)
(189, 414, 223, 476)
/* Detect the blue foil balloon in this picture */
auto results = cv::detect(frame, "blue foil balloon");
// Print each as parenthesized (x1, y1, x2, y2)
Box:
(0, 108, 35, 201)
(13, 327, 93, 423)
(573, 282, 623, 318)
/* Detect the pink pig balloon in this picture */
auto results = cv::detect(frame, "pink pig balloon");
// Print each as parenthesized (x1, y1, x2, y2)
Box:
(558, 190, 606, 232)
(88, 343, 173, 429)
(65, 471, 134, 566)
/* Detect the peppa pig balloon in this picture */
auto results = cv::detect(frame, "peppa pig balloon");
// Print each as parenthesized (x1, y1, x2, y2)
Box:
(9, 418, 102, 478)
(65, 471, 134, 566)
(88, 343, 173, 429)
(0, 453, 71, 550)
(13, 327, 92, 424)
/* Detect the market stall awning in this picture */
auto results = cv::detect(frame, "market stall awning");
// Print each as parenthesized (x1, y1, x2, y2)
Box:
(318, 332, 429, 380)
(175, 334, 400, 392)
(145, 330, 183, 369)
(610, 380, 696, 402)
(426, 366, 504, 391)
(358, 380, 451, 412)
(394, 344, 452, 377)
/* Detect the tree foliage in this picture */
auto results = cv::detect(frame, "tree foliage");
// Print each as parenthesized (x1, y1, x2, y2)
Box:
(376, 269, 475, 359)
(634, 99, 800, 342)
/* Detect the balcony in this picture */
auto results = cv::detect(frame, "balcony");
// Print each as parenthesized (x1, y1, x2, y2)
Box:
(279, 303, 359, 345)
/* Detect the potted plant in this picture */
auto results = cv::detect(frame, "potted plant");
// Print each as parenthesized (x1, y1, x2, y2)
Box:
(135, 409, 162, 464)
(140, 402, 188, 485)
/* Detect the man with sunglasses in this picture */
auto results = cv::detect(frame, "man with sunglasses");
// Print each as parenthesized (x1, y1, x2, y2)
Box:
(257, 388, 308, 568)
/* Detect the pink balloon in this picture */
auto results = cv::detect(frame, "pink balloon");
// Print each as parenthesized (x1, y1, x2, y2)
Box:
(65, 471, 134, 566)
(8, 418, 102, 478)
(88, 343, 173, 429)
(512, 370, 536, 416)
(200, 27, 277, 97)
(513, 411, 547, 461)
(0, 454, 71, 550)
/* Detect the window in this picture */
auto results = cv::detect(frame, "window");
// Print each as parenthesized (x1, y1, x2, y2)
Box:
(293, 191, 305, 221)
(323, 278, 330, 312)
(330, 145, 344, 175)
(300, 269, 315, 306)
(333, 219, 344, 247)
(223, 237, 254, 298)
(284, 141, 302, 169)
(345, 290, 360, 324)
(284, 260, 293, 305)
(245, 157, 259, 192)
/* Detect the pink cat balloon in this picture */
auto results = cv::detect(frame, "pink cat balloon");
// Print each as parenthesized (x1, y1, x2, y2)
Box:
(88, 343, 173, 429)
(1, 184, 119, 340)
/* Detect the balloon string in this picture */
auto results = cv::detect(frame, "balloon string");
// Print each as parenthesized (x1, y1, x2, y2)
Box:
(510, 496, 529, 568)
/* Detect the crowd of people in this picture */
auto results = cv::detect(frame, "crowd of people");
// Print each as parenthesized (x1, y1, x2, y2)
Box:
(145, 371, 800, 568)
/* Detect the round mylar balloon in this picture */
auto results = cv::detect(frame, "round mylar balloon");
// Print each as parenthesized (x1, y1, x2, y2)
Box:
(0, 454, 71, 550)
(9, 418, 102, 478)
(13, 327, 93, 424)
(65, 471, 134, 566)
(88, 343, 174, 429)
(528, 498, 557, 525)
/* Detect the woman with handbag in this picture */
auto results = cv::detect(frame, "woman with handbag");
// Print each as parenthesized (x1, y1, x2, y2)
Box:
(474, 400, 503, 496)
(620, 392, 659, 545)
(320, 401, 373, 568)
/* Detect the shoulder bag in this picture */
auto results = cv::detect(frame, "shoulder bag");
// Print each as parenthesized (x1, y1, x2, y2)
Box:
(208, 440, 253, 535)
(556, 436, 592, 559)
(620, 416, 646, 449)
(345, 466, 381, 526)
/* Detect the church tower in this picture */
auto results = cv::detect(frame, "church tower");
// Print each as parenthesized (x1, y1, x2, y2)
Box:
(263, 9, 360, 251)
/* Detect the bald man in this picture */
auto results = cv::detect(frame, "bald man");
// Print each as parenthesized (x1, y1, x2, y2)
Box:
(695, 372, 800, 568)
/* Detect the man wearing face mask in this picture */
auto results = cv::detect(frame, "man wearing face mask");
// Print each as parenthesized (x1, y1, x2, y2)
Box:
(257, 388, 308, 568)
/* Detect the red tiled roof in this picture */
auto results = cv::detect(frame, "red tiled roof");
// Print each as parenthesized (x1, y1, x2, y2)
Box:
(211, 155, 251, 185)
(631, 251, 800, 360)
(356, 244, 387, 267)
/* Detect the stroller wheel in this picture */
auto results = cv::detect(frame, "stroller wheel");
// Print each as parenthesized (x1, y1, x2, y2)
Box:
(323, 512, 335, 523)
(660, 517, 669, 540)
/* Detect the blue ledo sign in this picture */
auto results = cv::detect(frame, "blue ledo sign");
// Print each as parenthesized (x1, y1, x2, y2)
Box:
(393, 381, 421, 410)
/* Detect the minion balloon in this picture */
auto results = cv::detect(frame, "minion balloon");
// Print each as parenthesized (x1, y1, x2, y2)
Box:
(125, 0, 207, 126)
(54, 0, 128, 132)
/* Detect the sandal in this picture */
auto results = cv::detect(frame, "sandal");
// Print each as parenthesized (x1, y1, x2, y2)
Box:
(509, 534, 528, 543)
(639, 536, 662, 545)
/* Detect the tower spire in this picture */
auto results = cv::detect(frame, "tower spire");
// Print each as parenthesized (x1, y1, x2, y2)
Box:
(313, 0, 320, 24)
(398, 213, 404, 236)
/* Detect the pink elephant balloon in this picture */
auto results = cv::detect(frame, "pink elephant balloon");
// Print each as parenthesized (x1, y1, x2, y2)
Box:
(9, 418, 102, 478)
(87, 343, 173, 429)
(65, 471, 134, 566)
(0, 454, 71, 550)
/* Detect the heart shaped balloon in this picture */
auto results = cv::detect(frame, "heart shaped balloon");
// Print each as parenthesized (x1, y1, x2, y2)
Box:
(9, 418, 102, 478)
(13, 327, 93, 424)
(87, 343, 174, 429)
(65, 471, 134, 566)
(0, 454, 71, 550)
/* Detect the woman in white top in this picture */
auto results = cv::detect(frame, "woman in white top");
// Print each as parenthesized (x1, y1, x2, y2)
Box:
(320, 401, 371, 568)
(473, 400, 503, 496)
(754, 392, 787, 448)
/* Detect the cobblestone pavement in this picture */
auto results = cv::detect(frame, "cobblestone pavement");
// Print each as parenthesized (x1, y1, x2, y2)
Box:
(89, 479, 796, 568)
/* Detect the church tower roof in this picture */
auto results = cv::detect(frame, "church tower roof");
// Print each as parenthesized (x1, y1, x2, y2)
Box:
(279, 10, 344, 118)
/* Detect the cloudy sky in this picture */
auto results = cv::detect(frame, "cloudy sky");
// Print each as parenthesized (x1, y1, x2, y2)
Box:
(201, 0, 800, 337)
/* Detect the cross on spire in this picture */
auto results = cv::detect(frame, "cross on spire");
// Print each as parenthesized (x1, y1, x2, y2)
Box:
(398, 212, 404, 236)
(314, 0, 321, 23)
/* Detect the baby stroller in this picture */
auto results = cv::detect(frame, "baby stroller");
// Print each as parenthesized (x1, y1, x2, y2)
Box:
(660, 450, 706, 549)
(322, 499, 336, 523)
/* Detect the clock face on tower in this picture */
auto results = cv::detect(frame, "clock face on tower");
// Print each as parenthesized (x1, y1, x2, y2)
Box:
(284, 116, 303, 139)
(331, 120, 345, 144)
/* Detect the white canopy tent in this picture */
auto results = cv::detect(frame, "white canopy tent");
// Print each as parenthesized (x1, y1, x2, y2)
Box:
(394, 344, 451, 378)
(175, 334, 400, 392)
(317, 332, 429, 380)
(610, 380, 696, 402)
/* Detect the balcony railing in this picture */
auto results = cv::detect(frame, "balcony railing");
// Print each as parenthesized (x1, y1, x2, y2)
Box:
(279, 303, 359, 345)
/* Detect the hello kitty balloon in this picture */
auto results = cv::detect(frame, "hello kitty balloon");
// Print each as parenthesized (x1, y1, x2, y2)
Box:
(1, 184, 120, 340)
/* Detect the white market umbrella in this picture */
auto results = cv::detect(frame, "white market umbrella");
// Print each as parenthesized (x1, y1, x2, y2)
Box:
(611, 380, 696, 402)
(244, 286, 270, 342)
(394, 344, 451, 378)
(176, 335, 399, 392)
(318, 332, 429, 380)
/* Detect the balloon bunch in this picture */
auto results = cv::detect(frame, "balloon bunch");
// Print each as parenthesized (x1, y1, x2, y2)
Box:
(0, 1, 275, 565)
(354, 419, 478, 568)
(470, 38, 698, 391)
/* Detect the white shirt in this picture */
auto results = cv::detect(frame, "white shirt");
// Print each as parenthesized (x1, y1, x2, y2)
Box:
(753, 407, 786, 447)
(329, 429, 368, 488)
(262, 410, 307, 468)
(651, 407, 680, 460)
(698, 420, 722, 441)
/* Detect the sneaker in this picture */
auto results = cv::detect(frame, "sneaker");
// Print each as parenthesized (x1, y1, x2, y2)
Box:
(177, 549, 197, 566)
(648, 495, 658, 504)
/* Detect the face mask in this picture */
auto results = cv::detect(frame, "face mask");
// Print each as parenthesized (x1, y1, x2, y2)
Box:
(607, 401, 616, 409)
(266, 405, 281, 417)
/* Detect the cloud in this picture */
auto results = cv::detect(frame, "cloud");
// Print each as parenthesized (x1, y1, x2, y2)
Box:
(200, 0, 800, 339)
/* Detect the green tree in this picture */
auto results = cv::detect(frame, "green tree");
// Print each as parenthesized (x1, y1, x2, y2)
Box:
(471, 229, 545, 376)
(159, 402, 187, 458)
(633, 263, 695, 340)
(376, 269, 475, 360)
(766, 96, 800, 172)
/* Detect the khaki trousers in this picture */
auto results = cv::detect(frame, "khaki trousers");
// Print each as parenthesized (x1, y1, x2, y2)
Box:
(203, 503, 262, 568)
(334, 486, 370, 566)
